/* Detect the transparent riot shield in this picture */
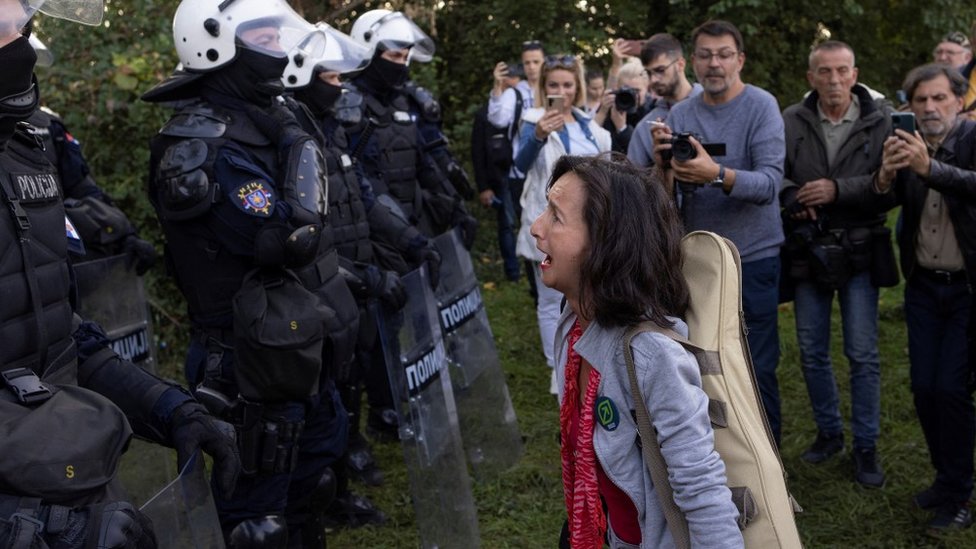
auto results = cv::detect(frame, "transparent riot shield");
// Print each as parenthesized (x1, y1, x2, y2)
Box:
(377, 267, 480, 548)
(434, 230, 523, 478)
(73, 253, 157, 371)
(140, 452, 225, 549)
(74, 254, 174, 504)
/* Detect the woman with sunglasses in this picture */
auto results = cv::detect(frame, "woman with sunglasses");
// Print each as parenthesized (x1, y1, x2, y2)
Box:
(533, 155, 743, 549)
(515, 54, 611, 393)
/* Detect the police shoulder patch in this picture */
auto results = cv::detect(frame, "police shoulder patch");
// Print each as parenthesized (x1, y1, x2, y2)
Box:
(596, 396, 620, 431)
(233, 180, 275, 217)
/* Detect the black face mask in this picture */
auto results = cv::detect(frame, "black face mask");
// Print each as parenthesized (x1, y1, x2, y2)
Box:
(0, 36, 39, 149)
(361, 54, 410, 93)
(295, 77, 344, 118)
(202, 47, 288, 106)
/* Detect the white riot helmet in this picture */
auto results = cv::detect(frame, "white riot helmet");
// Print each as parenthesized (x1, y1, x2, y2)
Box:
(172, 0, 315, 73)
(282, 23, 370, 90)
(0, 0, 103, 43)
(349, 9, 434, 63)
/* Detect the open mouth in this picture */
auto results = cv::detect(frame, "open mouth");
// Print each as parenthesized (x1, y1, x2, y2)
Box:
(541, 254, 552, 267)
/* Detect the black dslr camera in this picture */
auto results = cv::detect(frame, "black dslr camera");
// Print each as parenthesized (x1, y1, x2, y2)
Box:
(613, 86, 639, 113)
(664, 132, 727, 163)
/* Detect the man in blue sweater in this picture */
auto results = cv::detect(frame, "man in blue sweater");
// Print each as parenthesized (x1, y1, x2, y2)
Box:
(652, 19, 786, 444)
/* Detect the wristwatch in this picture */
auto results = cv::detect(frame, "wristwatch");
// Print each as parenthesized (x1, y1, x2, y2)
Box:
(710, 164, 726, 188)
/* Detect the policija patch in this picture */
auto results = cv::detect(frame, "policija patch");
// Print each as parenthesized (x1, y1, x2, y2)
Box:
(596, 396, 620, 431)
(234, 181, 274, 217)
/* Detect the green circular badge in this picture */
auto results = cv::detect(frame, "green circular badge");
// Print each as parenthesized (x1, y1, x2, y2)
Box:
(596, 396, 620, 431)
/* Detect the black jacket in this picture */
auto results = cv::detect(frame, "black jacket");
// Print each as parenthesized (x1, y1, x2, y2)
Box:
(781, 84, 895, 231)
(890, 119, 976, 279)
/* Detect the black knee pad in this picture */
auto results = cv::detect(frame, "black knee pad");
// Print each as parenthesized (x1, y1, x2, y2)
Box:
(228, 515, 288, 549)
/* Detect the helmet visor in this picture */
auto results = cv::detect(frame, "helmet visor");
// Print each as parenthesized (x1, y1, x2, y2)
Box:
(309, 23, 370, 74)
(228, 0, 314, 58)
(1, 0, 102, 45)
(366, 11, 434, 63)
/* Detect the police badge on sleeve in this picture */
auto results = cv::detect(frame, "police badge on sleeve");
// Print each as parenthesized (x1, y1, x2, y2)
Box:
(233, 180, 275, 217)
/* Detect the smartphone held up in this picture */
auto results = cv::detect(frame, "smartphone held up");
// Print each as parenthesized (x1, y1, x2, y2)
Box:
(892, 112, 915, 137)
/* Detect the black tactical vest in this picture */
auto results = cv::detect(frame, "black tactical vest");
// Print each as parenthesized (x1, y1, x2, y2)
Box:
(347, 89, 423, 222)
(323, 128, 371, 264)
(0, 132, 76, 377)
(149, 101, 358, 370)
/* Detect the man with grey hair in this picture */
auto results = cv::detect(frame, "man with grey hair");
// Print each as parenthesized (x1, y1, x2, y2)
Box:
(780, 40, 894, 488)
(876, 63, 976, 532)
(627, 33, 702, 167)
(933, 31, 972, 67)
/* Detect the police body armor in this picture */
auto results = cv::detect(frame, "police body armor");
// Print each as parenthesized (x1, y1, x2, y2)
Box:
(0, 129, 76, 378)
(337, 85, 425, 228)
(323, 128, 371, 265)
(149, 100, 358, 473)
(0, 127, 133, 509)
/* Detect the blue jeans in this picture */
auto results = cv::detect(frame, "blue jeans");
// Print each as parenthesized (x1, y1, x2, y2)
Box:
(905, 272, 974, 502)
(493, 177, 519, 280)
(742, 256, 782, 445)
(794, 271, 880, 448)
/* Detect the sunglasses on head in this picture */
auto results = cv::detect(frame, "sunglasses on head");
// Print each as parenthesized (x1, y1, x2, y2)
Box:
(545, 54, 577, 69)
(522, 39, 543, 51)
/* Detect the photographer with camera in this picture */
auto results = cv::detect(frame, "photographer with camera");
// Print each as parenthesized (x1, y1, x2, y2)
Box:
(627, 33, 702, 168)
(780, 41, 896, 488)
(593, 58, 653, 153)
(652, 20, 787, 445)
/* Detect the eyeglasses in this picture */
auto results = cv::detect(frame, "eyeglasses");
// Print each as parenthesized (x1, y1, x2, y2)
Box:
(692, 49, 739, 62)
(544, 55, 577, 69)
(646, 57, 679, 77)
(522, 39, 544, 51)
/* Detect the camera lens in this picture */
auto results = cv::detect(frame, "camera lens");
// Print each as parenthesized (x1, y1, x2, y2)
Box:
(613, 87, 638, 113)
(671, 136, 697, 162)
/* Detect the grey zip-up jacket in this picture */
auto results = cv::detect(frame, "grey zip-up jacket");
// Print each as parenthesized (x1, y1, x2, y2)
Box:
(554, 308, 743, 549)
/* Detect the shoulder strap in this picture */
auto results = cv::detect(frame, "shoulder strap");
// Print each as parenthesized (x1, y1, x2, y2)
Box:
(509, 90, 525, 142)
(0, 170, 49, 370)
(622, 321, 692, 549)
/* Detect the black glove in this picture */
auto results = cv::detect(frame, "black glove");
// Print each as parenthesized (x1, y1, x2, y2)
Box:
(170, 402, 241, 497)
(367, 266, 406, 310)
(245, 104, 307, 150)
(122, 235, 156, 276)
(90, 502, 157, 549)
(456, 212, 478, 250)
(416, 245, 441, 289)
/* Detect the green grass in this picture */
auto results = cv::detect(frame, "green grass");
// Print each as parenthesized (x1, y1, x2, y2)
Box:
(327, 206, 976, 548)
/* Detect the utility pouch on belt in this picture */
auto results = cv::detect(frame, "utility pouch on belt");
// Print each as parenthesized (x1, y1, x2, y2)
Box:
(232, 268, 331, 402)
(231, 400, 304, 476)
(869, 226, 899, 288)
(0, 367, 132, 503)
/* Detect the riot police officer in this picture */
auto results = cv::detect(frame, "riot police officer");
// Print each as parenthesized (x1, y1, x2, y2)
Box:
(343, 9, 477, 248)
(143, 1, 359, 546)
(0, 2, 240, 548)
(281, 22, 442, 510)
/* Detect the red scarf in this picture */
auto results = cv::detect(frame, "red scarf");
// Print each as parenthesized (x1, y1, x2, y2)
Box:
(560, 320, 606, 549)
